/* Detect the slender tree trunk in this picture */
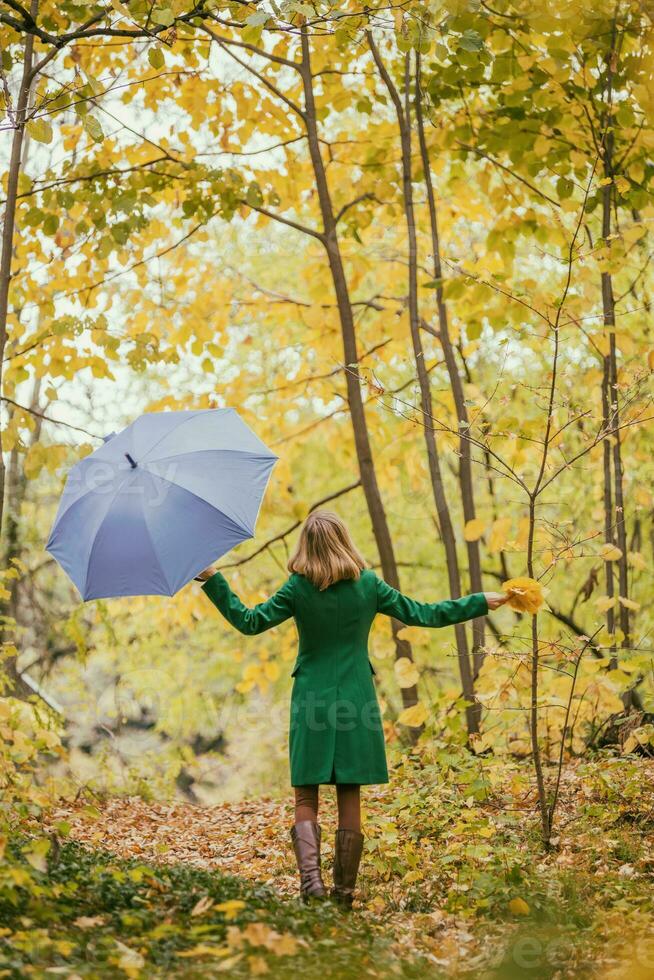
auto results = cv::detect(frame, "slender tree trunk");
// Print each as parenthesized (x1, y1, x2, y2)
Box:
(0, 5, 37, 540)
(601, 353, 617, 667)
(414, 53, 486, 676)
(527, 497, 551, 844)
(367, 39, 478, 734)
(299, 27, 419, 711)
(1, 381, 42, 694)
(599, 22, 630, 670)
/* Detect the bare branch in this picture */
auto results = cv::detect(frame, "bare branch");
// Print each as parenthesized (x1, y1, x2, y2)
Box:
(219, 480, 362, 568)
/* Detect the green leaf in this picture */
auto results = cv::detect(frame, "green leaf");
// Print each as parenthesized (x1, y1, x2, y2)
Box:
(245, 182, 263, 208)
(148, 46, 165, 70)
(27, 117, 53, 144)
(43, 214, 59, 236)
(241, 25, 263, 44)
(557, 177, 574, 200)
(83, 115, 104, 143)
(458, 29, 484, 52)
(24, 207, 44, 227)
(246, 10, 269, 26)
(151, 6, 174, 26)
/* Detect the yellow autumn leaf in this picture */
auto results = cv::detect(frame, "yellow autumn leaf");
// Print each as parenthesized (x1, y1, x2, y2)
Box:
(214, 954, 244, 972)
(75, 915, 106, 928)
(595, 595, 616, 612)
(508, 897, 530, 917)
(191, 895, 214, 916)
(600, 544, 623, 561)
(397, 702, 428, 727)
(628, 551, 646, 571)
(618, 596, 640, 610)
(263, 661, 280, 681)
(249, 956, 269, 976)
(622, 734, 639, 755)
(115, 941, 145, 976)
(464, 518, 485, 542)
(215, 899, 246, 920)
(177, 945, 233, 958)
(488, 517, 511, 553)
(502, 577, 544, 614)
(269, 934, 299, 957)
(394, 657, 420, 689)
(241, 922, 277, 947)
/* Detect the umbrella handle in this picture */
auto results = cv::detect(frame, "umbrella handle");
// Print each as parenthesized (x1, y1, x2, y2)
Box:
(125, 453, 137, 468)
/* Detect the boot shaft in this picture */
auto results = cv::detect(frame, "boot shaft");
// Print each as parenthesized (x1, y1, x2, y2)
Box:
(332, 829, 364, 908)
(291, 820, 327, 900)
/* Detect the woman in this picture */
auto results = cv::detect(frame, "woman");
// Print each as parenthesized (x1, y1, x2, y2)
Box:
(196, 510, 508, 907)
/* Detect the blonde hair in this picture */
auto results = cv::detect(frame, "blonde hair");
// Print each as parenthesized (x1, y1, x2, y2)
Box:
(288, 510, 367, 590)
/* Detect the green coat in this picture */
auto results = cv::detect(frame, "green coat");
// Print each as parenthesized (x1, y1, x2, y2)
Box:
(202, 569, 488, 786)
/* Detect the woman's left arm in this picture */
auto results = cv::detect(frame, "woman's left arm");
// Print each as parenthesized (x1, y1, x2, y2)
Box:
(198, 569, 295, 635)
(376, 575, 503, 627)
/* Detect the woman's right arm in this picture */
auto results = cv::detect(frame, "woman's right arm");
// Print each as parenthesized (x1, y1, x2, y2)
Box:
(375, 575, 505, 627)
(198, 568, 295, 635)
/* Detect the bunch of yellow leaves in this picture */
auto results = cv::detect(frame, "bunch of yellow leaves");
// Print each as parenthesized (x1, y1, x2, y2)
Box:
(501, 577, 544, 614)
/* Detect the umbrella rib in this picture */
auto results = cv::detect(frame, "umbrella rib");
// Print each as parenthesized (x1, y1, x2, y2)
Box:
(137, 485, 173, 596)
(144, 448, 276, 468)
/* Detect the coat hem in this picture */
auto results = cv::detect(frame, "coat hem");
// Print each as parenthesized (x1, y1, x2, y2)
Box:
(291, 774, 389, 786)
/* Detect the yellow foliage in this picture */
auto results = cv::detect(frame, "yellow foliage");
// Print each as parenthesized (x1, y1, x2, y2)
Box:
(397, 702, 428, 728)
(394, 657, 420, 689)
(508, 897, 530, 917)
(502, 577, 544, 614)
(463, 518, 485, 542)
(600, 544, 623, 561)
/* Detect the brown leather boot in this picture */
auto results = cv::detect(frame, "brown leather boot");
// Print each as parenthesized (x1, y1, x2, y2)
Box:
(331, 829, 364, 909)
(290, 821, 327, 901)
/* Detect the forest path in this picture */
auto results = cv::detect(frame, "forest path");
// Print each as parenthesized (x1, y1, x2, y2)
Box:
(41, 762, 654, 979)
(49, 796, 300, 895)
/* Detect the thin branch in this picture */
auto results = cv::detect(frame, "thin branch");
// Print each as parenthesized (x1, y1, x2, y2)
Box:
(0, 395, 101, 438)
(242, 201, 324, 241)
(219, 480, 362, 568)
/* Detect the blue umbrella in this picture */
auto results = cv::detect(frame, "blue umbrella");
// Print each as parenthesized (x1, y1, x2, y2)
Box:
(46, 408, 278, 600)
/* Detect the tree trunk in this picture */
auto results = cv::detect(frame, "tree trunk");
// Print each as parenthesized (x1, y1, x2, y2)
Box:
(0, 1, 37, 541)
(299, 27, 419, 712)
(1, 381, 43, 695)
(601, 352, 617, 667)
(414, 53, 486, 676)
(600, 23, 630, 670)
(368, 39, 479, 734)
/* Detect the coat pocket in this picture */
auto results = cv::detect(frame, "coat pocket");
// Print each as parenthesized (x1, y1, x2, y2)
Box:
(368, 659, 377, 676)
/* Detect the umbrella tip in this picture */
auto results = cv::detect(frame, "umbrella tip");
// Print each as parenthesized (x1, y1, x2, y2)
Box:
(125, 453, 137, 469)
